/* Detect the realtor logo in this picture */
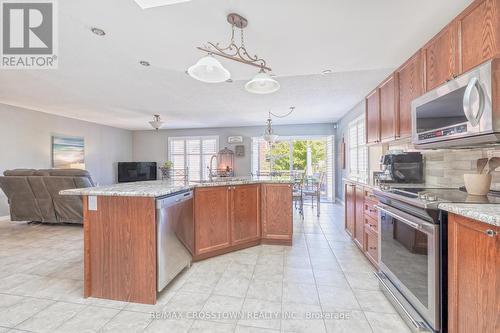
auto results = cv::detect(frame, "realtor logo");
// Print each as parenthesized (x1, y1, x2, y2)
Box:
(1, 0, 58, 68)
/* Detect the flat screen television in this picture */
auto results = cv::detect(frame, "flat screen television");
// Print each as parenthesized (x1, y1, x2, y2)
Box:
(118, 162, 157, 183)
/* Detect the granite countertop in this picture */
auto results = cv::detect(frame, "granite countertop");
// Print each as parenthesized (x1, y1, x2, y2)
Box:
(60, 176, 294, 197)
(438, 203, 500, 227)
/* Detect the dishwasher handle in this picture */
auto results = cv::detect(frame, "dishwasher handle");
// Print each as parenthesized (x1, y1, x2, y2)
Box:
(156, 191, 193, 209)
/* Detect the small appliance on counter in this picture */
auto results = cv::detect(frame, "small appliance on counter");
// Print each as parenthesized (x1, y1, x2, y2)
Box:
(376, 151, 423, 184)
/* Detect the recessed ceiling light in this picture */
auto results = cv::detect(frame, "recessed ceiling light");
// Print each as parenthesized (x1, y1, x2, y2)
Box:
(321, 69, 333, 75)
(270, 74, 277, 78)
(134, 0, 191, 9)
(91, 27, 106, 36)
(139, 60, 151, 67)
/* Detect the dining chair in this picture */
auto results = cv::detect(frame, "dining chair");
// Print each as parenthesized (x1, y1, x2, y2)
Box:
(301, 172, 325, 217)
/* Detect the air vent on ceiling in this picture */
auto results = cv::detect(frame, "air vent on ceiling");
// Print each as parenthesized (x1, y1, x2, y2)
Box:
(134, 0, 191, 9)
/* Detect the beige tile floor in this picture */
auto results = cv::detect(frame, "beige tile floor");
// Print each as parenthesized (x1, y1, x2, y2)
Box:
(0, 204, 411, 333)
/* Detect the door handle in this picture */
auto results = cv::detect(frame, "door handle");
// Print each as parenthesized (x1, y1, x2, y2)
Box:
(463, 77, 485, 127)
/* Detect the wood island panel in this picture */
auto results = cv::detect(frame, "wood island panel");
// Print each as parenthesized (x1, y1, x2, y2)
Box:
(194, 186, 231, 256)
(231, 184, 261, 245)
(83, 196, 157, 304)
(261, 183, 293, 245)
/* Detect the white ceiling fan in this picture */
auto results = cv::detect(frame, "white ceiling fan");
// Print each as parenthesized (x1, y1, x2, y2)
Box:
(134, 0, 191, 10)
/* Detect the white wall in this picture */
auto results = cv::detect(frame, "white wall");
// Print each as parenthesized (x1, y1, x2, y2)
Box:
(0, 103, 133, 216)
(133, 123, 336, 177)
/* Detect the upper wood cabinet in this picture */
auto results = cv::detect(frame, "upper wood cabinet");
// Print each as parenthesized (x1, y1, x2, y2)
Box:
(422, 22, 458, 91)
(344, 182, 355, 237)
(353, 185, 365, 249)
(261, 184, 292, 244)
(456, 0, 500, 74)
(365, 89, 380, 144)
(397, 52, 424, 139)
(231, 184, 261, 245)
(194, 186, 231, 256)
(448, 213, 499, 333)
(379, 74, 399, 141)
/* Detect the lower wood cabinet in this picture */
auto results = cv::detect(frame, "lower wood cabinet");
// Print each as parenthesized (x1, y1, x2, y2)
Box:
(231, 184, 261, 245)
(194, 186, 231, 256)
(344, 181, 379, 267)
(261, 183, 293, 244)
(448, 213, 499, 333)
(344, 182, 356, 237)
(354, 185, 365, 249)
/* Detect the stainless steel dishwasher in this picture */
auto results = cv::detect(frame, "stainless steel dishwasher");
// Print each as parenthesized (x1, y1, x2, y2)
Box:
(156, 190, 193, 292)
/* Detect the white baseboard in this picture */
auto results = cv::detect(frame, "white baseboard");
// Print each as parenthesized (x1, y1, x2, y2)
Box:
(0, 215, 11, 221)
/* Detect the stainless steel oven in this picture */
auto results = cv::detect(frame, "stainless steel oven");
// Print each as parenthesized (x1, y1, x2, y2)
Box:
(376, 203, 439, 332)
(411, 58, 500, 148)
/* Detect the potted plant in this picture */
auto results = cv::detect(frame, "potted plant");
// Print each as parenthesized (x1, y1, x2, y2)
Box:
(159, 161, 173, 180)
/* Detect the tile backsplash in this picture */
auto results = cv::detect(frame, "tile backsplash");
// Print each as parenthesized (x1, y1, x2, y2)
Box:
(385, 140, 500, 191)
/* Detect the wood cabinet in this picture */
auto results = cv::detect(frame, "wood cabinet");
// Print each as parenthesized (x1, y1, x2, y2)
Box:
(354, 185, 365, 249)
(422, 22, 458, 91)
(379, 74, 399, 141)
(194, 186, 231, 256)
(261, 184, 293, 244)
(364, 224, 378, 266)
(231, 184, 261, 245)
(448, 213, 499, 333)
(344, 182, 356, 237)
(365, 89, 380, 144)
(456, 0, 500, 74)
(397, 51, 424, 139)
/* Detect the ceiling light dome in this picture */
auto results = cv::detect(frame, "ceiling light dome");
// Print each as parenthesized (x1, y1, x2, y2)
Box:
(245, 69, 280, 94)
(187, 54, 230, 83)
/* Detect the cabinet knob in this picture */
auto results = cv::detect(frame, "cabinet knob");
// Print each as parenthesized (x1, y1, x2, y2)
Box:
(485, 229, 498, 237)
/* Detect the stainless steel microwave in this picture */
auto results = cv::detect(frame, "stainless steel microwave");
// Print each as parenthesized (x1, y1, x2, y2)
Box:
(412, 58, 500, 148)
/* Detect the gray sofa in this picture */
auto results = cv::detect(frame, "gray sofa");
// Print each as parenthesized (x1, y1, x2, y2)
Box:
(0, 169, 94, 224)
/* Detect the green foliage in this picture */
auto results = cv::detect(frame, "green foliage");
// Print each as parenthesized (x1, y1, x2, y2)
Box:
(267, 140, 326, 172)
(163, 161, 173, 169)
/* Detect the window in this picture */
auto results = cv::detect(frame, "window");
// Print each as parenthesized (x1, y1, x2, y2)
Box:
(348, 115, 368, 182)
(168, 136, 218, 181)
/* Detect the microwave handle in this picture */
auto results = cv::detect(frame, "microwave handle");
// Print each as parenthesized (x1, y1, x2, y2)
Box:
(463, 77, 485, 127)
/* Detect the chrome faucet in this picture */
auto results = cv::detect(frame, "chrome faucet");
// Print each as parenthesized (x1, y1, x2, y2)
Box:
(208, 154, 217, 181)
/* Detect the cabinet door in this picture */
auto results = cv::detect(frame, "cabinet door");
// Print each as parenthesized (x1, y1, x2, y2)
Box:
(365, 89, 380, 144)
(344, 183, 355, 237)
(379, 74, 398, 141)
(397, 52, 424, 139)
(354, 185, 365, 249)
(261, 184, 292, 243)
(448, 214, 499, 333)
(422, 22, 458, 91)
(194, 186, 231, 255)
(231, 184, 260, 245)
(456, 0, 500, 73)
(364, 225, 379, 267)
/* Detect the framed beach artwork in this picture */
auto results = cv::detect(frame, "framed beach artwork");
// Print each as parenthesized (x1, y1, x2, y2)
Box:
(52, 135, 85, 169)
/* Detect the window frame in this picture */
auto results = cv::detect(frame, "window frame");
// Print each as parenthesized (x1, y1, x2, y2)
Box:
(347, 115, 368, 182)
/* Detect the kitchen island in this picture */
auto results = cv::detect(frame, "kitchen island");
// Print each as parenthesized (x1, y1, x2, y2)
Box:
(61, 177, 294, 304)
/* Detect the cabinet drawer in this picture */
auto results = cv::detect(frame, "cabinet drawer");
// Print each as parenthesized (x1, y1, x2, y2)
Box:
(364, 201, 378, 220)
(364, 226, 379, 266)
(363, 188, 378, 202)
(364, 215, 378, 234)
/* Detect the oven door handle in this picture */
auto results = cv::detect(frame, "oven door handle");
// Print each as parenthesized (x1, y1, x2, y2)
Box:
(375, 205, 423, 230)
(374, 272, 430, 331)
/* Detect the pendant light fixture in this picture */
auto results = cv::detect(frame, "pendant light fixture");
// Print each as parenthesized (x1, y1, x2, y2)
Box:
(245, 68, 280, 94)
(263, 107, 295, 143)
(189, 13, 279, 94)
(149, 114, 164, 130)
(187, 54, 231, 83)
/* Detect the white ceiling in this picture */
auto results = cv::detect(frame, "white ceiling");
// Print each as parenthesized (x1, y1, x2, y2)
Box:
(0, 0, 473, 130)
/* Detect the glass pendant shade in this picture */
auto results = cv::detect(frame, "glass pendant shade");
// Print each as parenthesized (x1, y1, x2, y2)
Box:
(263, 133, 279, 143)
(149, 115, 164, 130)
(187, 55, 231, 83)
(245, 70, 280, 94)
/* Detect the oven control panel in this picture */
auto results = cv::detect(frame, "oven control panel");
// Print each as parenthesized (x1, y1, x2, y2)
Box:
(418, 124, 467, 141)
